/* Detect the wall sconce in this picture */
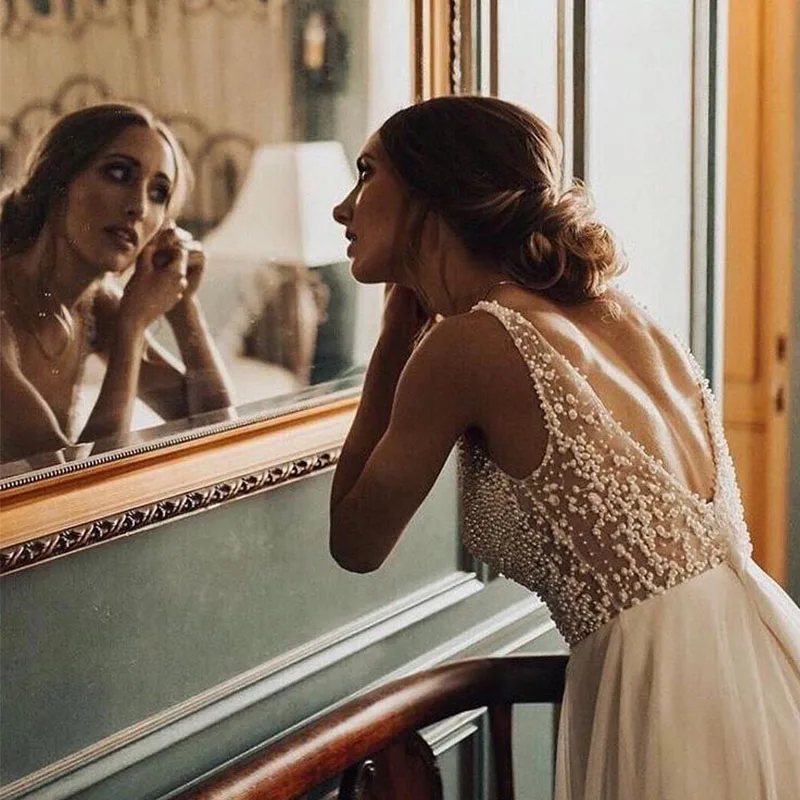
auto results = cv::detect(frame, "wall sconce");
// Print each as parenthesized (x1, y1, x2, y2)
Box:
(299, 5, 348, 92)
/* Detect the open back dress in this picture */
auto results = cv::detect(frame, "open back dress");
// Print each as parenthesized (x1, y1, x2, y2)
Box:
(458, 300, 800, 799)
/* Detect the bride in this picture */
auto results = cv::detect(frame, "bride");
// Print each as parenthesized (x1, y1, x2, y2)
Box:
(0, 102, 233, 466)
(328, 95, 800, 798)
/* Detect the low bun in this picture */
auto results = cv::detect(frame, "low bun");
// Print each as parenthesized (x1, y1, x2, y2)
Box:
(512, 181, 627, 303)
(379, 96, 629, 305)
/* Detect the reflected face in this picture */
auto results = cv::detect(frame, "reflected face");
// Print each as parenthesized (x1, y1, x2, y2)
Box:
(60, 125, 176, 272)
(332, 132, 409, 284)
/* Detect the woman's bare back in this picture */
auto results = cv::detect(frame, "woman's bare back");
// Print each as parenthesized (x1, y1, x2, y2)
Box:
(475, 287, 716, 502)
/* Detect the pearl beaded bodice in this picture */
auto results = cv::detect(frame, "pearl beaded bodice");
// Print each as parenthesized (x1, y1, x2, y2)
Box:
(458, 301, 752, 646)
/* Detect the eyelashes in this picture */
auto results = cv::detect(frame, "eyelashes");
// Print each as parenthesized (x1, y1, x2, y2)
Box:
(355, 157, 372, 181)
(149, 183, 171, 204)
(101, 162, 172, 205)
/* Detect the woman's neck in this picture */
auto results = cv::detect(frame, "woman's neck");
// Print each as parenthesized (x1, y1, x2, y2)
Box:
(411, 238, 515, 317)
(20, 227, 97, 312)
(399, 212, 524, 317)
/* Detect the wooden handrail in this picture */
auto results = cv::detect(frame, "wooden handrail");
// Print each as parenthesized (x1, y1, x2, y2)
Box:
(181, 654, 568, 800)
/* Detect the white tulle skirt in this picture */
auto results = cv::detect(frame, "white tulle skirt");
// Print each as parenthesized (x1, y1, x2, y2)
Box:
(555, 560, 800, 799)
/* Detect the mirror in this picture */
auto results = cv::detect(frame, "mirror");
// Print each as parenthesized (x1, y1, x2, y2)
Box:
(0, 0, 412, 482)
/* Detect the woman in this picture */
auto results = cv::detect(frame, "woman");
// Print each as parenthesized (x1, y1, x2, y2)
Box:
(330, 96, 800, 798)
(0, 103, 234, 465)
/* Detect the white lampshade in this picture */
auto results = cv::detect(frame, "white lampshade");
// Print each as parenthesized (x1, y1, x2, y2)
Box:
(203, 141, 355, 267)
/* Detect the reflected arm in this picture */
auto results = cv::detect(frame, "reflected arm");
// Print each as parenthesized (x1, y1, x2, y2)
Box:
(93, 281, 234, 423)
(162, 296, 235, 416)
(77, 314, 152, 446)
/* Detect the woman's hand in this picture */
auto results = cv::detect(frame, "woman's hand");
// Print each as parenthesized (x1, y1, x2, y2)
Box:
(381, 284, 433, 353)
(164, 227, 207, 325)
(172, 227, 205, 301)
(120, 226, 189, 330)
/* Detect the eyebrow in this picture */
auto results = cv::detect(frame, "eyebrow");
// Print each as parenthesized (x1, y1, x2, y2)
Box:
(102, 153, 173, 184)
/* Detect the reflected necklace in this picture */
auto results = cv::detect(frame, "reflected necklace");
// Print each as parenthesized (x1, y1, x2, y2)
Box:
(5, 257, 75, 367)
(35, 294, 75, 364)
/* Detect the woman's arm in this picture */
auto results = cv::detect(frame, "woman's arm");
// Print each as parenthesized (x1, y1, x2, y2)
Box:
(77, 314, 150, 445)
(94, 230, 234, 424)
(80, 231, 193, 443)
(330, 285, 431, 509)
(329, 302, 478, 573)
(137, 238, 233, 419)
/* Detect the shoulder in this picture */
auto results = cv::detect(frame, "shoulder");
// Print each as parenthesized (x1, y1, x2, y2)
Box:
(0, 309, 22, 366)
(407, 309, 537, 415)
(412, 309, 524, 377)
(419, 308, 508, 351)
(606, 290, 702, 379)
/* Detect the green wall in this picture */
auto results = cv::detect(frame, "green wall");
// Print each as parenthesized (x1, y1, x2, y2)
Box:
(0, 462, 564, 799)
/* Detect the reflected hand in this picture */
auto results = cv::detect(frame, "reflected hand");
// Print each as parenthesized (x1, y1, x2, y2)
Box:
(172, 226, 205, 300)
(162, 227, 207, 326)
(121, 226, 190, 328)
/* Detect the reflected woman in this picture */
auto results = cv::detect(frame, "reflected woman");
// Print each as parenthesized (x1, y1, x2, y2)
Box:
(0, 102, 234, 465)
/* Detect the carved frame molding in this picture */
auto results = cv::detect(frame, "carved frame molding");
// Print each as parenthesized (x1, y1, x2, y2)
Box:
(0, 448, 340, 576)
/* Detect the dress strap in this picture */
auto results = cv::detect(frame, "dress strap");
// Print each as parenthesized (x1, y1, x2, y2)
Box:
(470, 299, 590, 440)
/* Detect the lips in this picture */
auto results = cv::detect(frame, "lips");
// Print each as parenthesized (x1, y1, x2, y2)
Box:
(345, 230, 357, 257)
(105, 225, 138, 250)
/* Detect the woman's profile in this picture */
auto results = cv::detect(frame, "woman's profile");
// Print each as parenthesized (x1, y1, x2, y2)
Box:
(329, 95, 800, 798)
(0, 102, 234, 466)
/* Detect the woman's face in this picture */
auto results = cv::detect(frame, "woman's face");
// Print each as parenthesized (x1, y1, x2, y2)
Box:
(333, 132, 411, 284)
(60, 124, 176, 273)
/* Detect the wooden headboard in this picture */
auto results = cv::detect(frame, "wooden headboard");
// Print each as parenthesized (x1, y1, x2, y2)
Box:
(0, 74, 257, 235)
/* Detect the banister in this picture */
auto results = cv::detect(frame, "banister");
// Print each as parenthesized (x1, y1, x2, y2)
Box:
(181, 654, 568, 800)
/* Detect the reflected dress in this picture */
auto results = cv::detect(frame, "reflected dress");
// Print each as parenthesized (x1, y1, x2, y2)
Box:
(458, 301, 800, 799)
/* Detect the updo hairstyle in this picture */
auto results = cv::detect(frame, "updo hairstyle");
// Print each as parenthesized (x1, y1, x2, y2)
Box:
(0, 102, 192, 258)
(378, 95, 626, 303)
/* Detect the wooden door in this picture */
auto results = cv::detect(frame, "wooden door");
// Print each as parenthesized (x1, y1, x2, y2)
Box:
(724, 0, 796, 583)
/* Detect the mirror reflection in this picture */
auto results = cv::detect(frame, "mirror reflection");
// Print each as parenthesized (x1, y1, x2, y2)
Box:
(0, 0, 408, 478)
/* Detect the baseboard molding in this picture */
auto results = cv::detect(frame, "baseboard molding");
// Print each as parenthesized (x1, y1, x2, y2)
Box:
(1, 571, 483, 800)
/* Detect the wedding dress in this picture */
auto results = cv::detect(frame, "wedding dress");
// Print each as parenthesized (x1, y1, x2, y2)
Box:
(458, 300, 800, 799)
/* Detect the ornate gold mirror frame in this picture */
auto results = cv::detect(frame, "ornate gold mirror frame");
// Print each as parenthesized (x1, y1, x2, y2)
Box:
(0, 0, 463, 575)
